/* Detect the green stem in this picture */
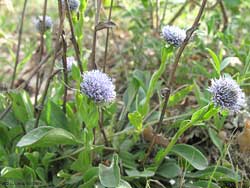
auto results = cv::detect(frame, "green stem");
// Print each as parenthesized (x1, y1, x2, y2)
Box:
(155, 121, 193, 167)
(138, 46, 173, 116)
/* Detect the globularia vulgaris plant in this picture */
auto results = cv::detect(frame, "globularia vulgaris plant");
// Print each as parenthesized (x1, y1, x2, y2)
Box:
(0, 0, 249, 187)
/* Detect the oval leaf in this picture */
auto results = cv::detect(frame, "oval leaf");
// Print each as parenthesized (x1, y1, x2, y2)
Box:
(171, 144, 208, 170)
(99, 154, 121, 187)
(186, 166, 241, 182)
(17, 126, 80, 148)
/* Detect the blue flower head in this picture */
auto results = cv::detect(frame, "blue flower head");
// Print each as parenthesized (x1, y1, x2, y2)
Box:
(208, 76, 246, 112)
(80, 70, 116, 103)
(162, 25, 186, 47)
(34, 16, 53, 33)
(62, 0, 80, 11)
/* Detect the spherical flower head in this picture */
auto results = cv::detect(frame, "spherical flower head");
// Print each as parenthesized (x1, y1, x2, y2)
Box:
(34, 16, 53, 33)
(208, 76, 246, 112)
(61, 56, 76, 71)
(162, 25, 186, 47)
(62, 0, 80, 11)
(80, 70, 116, 103)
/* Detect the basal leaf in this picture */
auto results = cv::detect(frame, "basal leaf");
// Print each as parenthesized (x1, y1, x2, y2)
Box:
(17, 126, 80, 148)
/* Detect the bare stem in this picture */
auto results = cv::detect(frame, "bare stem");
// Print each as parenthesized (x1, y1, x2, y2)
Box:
(167, 0, 207, 86)
(10, 0, 28, 89)
(61, 33, 68, 113)
(219, 0, 228, 32)
(90, 0, 101, 70)
(142, 88, 170, 165)
(168, 1, 188, 25)
(103, 0, 114, 73)
(34, 0, 48, 116)
(155, 0, 159, 30)
(35, 0, 65, 128)
(155, 88, 171, 133)
(64, 0, 83, 73)
(160, 0, 168, 24)
(98, 108, 109, 147)
(144, 0, 207, 164)
(0, 53, 53, 121)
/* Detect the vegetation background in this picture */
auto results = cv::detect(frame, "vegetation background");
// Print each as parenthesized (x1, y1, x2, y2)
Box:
(0, 0, 250, 187)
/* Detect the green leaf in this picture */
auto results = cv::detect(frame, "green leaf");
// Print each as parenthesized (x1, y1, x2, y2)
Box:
(128, 111, 143, 131)
(16, 126, 80, 148)
(24, 151, 39, 169)
(71, 150, 92, 173)
(168, 85, 194, 107)
(125, 169, 154, 178)
(185, 180, 220, 188)
(186, 166, 241, 182)
(157, 161, 181, 178)
(36, 167, 46, 183)
(42, 100, 67, 129)
(99, 154, 121, 187)
(1, 167, 24, 179)
(80, 176, 99, 188)
(117, 179, 132, 188)
(220, 57, 234, 71)
(206, 48, 220, 76)
(9, 91, 33, 124)
(138, 46, 173, 116)
(83, 167, 99, 182)
(171, 144, 208, 170)
(191, 105, 209, 123)
(208, 128, 223, 153)
(72, 64, 81, 82)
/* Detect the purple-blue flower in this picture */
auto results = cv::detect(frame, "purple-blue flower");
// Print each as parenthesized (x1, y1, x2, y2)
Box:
(34, 16, 53, 33)
(62, 0, 80, 11)
(208, 76, 246, 112)
(80, 70, 116, 103)
(162, 25, 186, 47)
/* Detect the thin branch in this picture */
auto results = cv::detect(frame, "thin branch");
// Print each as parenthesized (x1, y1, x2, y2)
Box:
(155, 0, 159, 29)
(64, 0, 83, 73)
(98, 107, 109, 147)
(142, 88, 170, 165)
(149, 0, 154, 29)
(90, 0, 101, 70)
(103, 0, 114, 73)
(34, 0, 48, 116)
(168, 0, 188, 25)
(0, 104, 11, 120)
(160, 0, 168, 25)
(10, 0, 28, 89)
(0, 52, 53, 121)
(61, 33, 68, 113)
(219, 0, 228, 32)
(35, 0, 65, 128)
(22, 52, 53, 89)
(167, 0, 207, 86)
(143, 0, 207, 164)
(155, 88, 171, 133)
